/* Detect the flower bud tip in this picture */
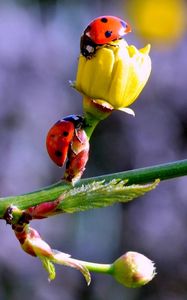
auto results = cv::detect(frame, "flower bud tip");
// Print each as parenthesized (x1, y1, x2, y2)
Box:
(140, 44, 151, 55)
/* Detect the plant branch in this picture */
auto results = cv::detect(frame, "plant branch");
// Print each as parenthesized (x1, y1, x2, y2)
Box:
(0, 159, 187, 218)
(83, 158, 187, 185)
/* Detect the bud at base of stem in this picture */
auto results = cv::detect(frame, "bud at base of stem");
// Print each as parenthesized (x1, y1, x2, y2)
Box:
(14, 225, 53, 258)
(63, 128, 90, 185)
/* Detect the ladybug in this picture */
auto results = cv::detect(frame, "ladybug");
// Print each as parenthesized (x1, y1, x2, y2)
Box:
(46, 115, 83, 167)
(80, 15, 131, 58)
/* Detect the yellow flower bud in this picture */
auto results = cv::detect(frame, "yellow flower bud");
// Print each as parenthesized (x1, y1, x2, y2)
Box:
(74, 39, 151, 113)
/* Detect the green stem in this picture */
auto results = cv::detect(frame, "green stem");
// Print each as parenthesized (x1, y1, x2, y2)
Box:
(71, 258, 113, 274)
(83, 113, 100, 138)
(82, 96, 112, 138)
(0, 159, 187, 218)
(82, 159, 187, 185)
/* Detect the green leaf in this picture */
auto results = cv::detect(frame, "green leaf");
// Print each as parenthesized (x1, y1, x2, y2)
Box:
(40, 256, 56, 281)
(57, 179, 160, 213)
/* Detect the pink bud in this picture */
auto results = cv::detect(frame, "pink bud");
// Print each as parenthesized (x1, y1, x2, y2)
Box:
(14, 226, 53, 258)
(26, 200, 60, 219)
(64, 128, 89, 184)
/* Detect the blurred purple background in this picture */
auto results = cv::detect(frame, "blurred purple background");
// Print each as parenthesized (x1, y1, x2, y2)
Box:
(0, 0, 187, 299)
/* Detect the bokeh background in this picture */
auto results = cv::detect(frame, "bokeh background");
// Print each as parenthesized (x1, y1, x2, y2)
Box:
(0, 0, 187, 299)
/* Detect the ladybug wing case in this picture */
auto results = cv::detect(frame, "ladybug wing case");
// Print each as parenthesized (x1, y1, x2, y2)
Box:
(46, 120, 75, 167)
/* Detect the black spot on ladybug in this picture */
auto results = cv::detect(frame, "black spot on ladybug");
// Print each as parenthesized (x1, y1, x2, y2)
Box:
(55, 150, 62, 157)
(105, 30, 112, 38)
(62, 131, 69, 137)
(101, 17, 108, 23)
(120, 21, 127, 28)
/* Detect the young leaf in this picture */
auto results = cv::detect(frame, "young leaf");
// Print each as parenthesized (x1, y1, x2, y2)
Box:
(57, 179, 160, 213)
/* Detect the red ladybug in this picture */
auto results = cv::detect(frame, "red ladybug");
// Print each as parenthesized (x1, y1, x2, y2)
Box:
(80, 15, 131, 58)
(46, 115, 83, 167)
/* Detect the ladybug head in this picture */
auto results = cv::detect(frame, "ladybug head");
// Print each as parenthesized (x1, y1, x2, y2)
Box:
(63, 115, 84, 129)
(80, 35, 97, 59)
